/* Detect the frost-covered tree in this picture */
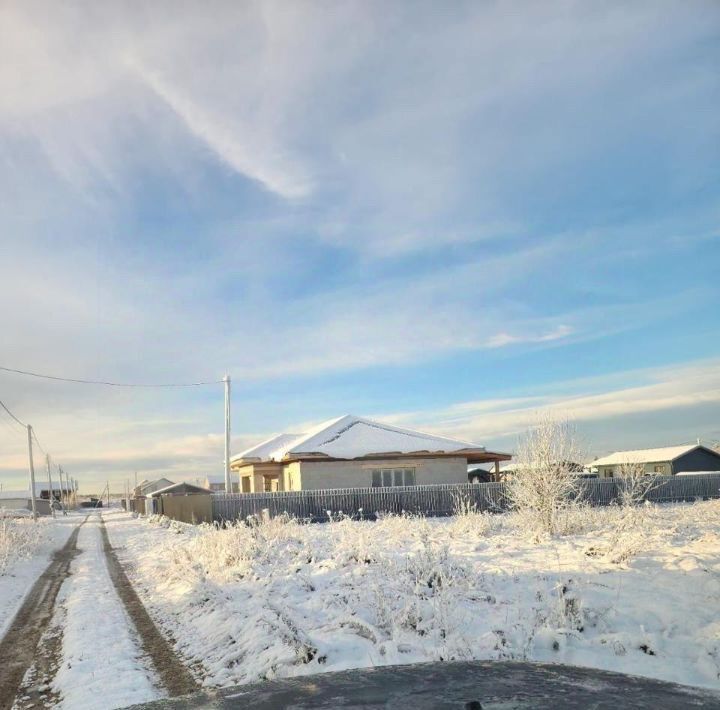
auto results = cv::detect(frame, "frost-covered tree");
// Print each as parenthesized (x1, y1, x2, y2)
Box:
(507, 412, 583, 537)
(617, 461, 658, 508)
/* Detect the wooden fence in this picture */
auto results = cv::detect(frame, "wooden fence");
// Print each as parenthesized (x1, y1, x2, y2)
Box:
(211, 474, 720, 523)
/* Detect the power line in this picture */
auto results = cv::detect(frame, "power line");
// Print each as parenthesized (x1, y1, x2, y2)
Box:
(0, 365, 223, 388)
(0, 397, 26, 429)
(31, 429, 47, 455)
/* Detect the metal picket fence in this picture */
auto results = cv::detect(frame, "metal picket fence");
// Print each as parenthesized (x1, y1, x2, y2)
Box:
(211, 473, 720, 523)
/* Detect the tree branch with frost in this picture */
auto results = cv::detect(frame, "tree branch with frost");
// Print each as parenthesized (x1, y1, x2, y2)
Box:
(507, 412, 584, 538)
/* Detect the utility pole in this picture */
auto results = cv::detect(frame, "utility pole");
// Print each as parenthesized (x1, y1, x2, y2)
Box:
(107, 480, 110, 508)
(46, 454, 55, 518)
(26, 425, 38, 521)
(224, 374, 232, 494)
(60, 467, 68, 510)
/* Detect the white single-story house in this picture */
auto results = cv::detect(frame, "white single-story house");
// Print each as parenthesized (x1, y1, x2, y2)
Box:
(0, 490, 33, 511)
(203, 475, 240, 493)
(0, 490, 52, 515)
(230, 414, 510, 493)
(497, 461, 587, 477)
(589, 444, 720, 479)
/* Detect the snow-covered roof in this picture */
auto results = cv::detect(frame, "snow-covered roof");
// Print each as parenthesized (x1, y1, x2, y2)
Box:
(233, 415, 490, 463)
(149, 482, 212, 497)
(136, 478, 174, 495)
(232, 433, 304, 463)
(591, 444, 716, 467)
(32, 482, 64, 494)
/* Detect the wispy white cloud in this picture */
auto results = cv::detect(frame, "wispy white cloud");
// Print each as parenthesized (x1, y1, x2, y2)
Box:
(382, 360, 720, 449)
(485, 325, 573, 349)
(131, 62, 312, 199)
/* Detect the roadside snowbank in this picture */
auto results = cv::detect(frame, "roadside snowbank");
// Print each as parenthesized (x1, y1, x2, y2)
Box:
(105, 501, 720, 691)
(0, 513, 78, 638)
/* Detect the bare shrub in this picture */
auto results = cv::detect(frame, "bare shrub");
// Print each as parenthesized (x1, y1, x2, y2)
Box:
(618, 461, 658, 508)
(451, 491, 492, 538)
(506, 412, 583, 538)
(0, 512, 45, 575)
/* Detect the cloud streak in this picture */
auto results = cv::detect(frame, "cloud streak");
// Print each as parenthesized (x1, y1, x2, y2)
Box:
(383, 360, 720, 449)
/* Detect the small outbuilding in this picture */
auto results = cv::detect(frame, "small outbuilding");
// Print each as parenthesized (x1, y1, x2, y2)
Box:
(148, 482, 213, 523)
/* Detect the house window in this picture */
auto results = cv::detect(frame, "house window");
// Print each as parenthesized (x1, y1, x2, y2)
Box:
(371, 467, 416, 487)
(653, 465, 665, 474)
(605, 469, 614, 479)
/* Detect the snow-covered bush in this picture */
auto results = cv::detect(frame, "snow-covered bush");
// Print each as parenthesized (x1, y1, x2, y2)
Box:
(0, 513, 45, 575)
(450, 491, 493, 539)
(506, 412, 583, 538)
(135, 499, 720, 690)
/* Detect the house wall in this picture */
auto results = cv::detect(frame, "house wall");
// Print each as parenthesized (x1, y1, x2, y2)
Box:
(0, 498, 31, 510)
(293, 457, 468, 490)
(673, 448, 720, 474)
(283, 462, 302, 491)
(159, 495, 213, 524)
(0, 498, 52, 515)
(236, 463, 283, 492)
(599, 462, 672, 478)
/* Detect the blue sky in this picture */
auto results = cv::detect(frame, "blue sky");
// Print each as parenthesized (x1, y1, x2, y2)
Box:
(0, 1, 719, 491)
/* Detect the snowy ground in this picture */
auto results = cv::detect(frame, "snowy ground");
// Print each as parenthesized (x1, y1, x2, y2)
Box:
(0, 513, 76, 639)
(105, 500, 720, 693)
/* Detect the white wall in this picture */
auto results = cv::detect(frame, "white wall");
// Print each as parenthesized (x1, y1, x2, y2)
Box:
(295, 457, 468, 490)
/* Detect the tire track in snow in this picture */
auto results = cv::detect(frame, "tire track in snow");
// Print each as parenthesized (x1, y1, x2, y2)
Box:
(48, 515, 162, 709)
(99, 515, 199, 698)
(0, 517, 86, 710)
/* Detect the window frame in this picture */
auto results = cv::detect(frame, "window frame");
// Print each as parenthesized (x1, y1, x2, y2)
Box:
(371, 466, 416, 488)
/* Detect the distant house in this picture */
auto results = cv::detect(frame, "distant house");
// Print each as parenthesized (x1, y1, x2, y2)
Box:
(498, 461, 586, 477)
(149, 482, 213, 497)
(0, 491, 52, 515)
(131, 478, 175, 514)
(132, 478, 175, 498)
(230, 414, 510, 493)
(203, 475, 240, 493)
(590, 444, 720, 479)
(0, 490, 33, 512)
(32, 482, 64, 500)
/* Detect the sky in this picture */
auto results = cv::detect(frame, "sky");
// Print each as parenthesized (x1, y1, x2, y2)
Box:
(1, 1, 719, 493)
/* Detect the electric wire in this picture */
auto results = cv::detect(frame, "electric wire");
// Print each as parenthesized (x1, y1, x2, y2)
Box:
(31, 429, 47, 455)
(0, 364, 223, 387)
(0, 397, 26, 429)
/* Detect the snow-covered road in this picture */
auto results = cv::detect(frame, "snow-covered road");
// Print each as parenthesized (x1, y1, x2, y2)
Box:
(3, 511, 195, 710)
(48, 515, 161, 709)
